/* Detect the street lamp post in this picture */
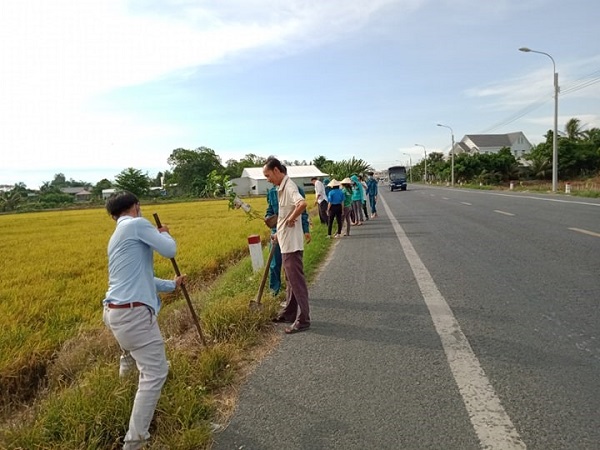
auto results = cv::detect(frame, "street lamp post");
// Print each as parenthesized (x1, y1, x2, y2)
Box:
(519, 47, 559, 193)
(437, 123, 455, 186)
(401, 153, 413, 182)
(415, 144, 427, 183)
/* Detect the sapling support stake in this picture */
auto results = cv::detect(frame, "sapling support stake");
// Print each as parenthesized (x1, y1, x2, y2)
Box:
(153, 213, 207, 347)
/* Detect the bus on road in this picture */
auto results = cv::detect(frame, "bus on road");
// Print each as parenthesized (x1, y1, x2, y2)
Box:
(388, 166, 407, 191)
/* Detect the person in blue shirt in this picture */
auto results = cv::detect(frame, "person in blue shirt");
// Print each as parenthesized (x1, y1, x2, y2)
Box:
(326, 179, 345, 238)
(366, 171, 379, 218)
(265, 168, 310, 296)
(103, 191, 185, 450)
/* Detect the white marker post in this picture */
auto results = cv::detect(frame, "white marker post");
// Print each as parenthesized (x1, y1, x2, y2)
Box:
(247, 235, 264, 272)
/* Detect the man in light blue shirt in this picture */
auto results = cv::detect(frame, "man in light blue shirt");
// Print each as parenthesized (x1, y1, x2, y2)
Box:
(103, 191, 184, 450)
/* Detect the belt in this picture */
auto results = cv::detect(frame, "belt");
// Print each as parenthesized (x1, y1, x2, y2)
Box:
(107, 302, 147, 309)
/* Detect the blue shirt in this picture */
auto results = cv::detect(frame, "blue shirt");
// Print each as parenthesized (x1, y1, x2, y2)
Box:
(104, 215, 177, 313)
(367, 177, 378, 196)
(327, 188, 345, 205)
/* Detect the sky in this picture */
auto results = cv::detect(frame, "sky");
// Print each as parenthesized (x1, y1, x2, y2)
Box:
(2, 0, 600, 189)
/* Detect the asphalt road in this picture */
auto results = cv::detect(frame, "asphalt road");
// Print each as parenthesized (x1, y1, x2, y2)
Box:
(213, 185, 600, 450)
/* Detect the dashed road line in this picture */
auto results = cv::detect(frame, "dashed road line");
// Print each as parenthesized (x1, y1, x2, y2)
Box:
(442, 197, 450, 200)
(569, 227, 600, 238)
(494, 210, 515, 216)
(380, 195, 526, 450)
(461, 202, 472, 206)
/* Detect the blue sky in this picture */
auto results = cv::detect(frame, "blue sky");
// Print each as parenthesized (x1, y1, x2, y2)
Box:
(2, 0, 600, 189)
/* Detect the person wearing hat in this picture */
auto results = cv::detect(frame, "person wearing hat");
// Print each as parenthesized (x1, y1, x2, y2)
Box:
(326, 179, 344, 238)
(340, 177, 353, 236)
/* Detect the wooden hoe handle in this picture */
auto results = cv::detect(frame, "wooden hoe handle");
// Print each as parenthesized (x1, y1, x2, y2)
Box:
(153, 213, 208, 347)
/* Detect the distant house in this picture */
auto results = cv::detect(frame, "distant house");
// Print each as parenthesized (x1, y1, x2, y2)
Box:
(60, 187, 92, 202)
(102, 188, 116, 200)
(454, 132, 532, 160)
(231, 165, 328, 196)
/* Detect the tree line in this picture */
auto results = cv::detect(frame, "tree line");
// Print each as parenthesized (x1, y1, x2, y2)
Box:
(3, 116, 598, 212)
(409, 118, 600, 185)
(0, 147, 372, 212)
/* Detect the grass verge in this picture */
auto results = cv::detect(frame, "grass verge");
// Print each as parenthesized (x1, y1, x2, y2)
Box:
(1, 208, 331, 450)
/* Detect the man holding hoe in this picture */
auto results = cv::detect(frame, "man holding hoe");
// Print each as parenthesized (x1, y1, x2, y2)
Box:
(103, 191, 185, 450)
(265, 164, 311, 296)
(263, 157, 311, 334)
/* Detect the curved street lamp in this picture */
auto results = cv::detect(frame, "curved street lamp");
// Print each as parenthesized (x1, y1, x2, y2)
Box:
(415, 144, 427, 183)
(519, 47, 559, 193)
(437, 123, 455, 186)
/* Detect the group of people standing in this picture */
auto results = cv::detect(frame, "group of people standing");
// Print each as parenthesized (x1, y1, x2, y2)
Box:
(311, 172, 379, 238)
(101, 157, 315, 449)
(99, 163, 378, 448)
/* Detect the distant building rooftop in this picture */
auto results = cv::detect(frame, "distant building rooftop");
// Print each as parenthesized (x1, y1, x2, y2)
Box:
(241, 165, 327, 180)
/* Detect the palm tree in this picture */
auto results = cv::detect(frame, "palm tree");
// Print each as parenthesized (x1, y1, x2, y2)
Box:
(0, 191, 22, 212)
(325, 157, 372, 180)
(582, 127, 600, 144)
(312, 155, 332, 171)
(529, 156, 551, 180)
(565, 118, 585, 141)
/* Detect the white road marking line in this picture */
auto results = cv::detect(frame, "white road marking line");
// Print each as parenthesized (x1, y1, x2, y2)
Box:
(423, 187, 600, 207)
(461, 202, 472, 206)
(494, 193, 600, 207)
(569, 227, 600, 238)
(442, 197, 450, 200)
(494, 210, 515, 216)
(380, 195, 526, 449)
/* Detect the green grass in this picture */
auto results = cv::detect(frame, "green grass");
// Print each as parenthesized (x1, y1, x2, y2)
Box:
(1, 209, 331, 450)
(571, 189, 600, 198)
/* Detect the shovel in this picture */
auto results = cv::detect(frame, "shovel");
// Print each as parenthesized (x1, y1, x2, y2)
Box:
(249, 240, 278, 310)
(153, 213, 208, 347)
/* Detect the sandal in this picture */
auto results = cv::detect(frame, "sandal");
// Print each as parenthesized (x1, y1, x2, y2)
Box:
(284, 324, 310, 334)
(272, 315, 294, 323)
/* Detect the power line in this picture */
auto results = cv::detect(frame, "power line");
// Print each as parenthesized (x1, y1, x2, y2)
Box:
(562, 75, 600, 95)
(481, 95, 550, 133)
(479, 67, 600, 133)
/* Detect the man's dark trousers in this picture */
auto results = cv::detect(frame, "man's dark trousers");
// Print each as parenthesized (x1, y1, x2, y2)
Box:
(280, 251, 310, 326)
(318, 200, 328, 224)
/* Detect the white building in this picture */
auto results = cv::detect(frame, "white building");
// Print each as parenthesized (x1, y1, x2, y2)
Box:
(454, 132, 533, 160)
(231, 165, 327, 196)
(102, 188, 116, 200)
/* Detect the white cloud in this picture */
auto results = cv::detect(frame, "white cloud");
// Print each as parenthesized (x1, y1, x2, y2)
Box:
(0, 0, 410, 184)
(466, 55, 600, 110)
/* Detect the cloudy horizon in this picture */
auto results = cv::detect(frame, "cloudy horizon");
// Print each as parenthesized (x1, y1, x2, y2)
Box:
(2, 0, 599, 189)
